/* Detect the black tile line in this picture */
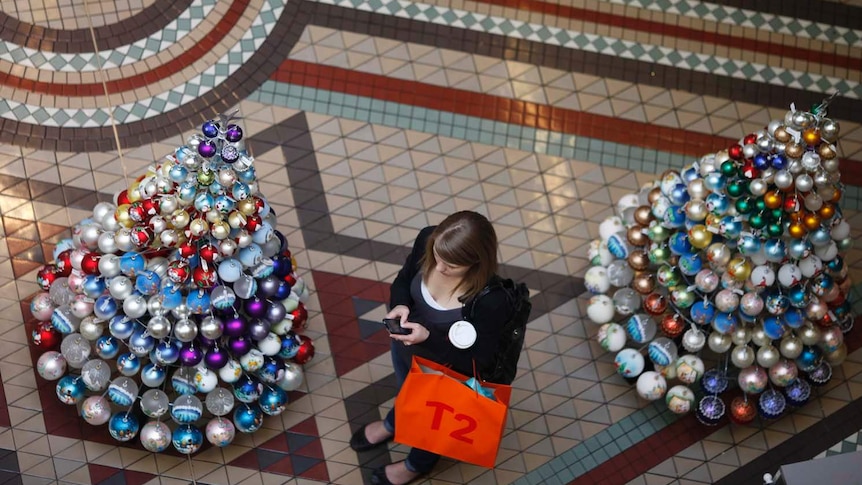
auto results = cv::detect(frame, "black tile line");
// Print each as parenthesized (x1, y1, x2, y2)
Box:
(0, 0, 193, 52)
(307, 2, 860, 122)
(707, 0, 862, 32)
(713, 393, 862, 485)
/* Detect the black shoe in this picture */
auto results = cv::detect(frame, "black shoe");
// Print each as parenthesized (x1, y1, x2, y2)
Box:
(370, 465, 423, 485)
(350, 423, 392, 452)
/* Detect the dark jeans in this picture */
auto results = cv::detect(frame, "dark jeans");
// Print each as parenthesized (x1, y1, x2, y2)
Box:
(383, 340, 441, 474)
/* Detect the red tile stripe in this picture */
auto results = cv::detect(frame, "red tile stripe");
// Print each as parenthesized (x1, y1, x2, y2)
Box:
(271, 59, 862, 186)
(570, 314, 862, 485)
(0, 0, 248, 97)
(473, 0, 860, 72)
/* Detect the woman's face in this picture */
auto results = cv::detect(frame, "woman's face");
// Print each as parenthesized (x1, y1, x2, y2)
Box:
(433, 248, 470, 278)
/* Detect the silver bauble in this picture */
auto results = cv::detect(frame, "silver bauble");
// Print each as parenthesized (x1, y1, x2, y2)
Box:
(277, 363, 304, 391)
(97, 232, 118, 254)
(174, 318, 198, 342)
(731, 345, 755, 368)
(795, 173, 814, 192)
(93, 202, 116, 224)
(109, 276, 134, 300)
(235, 230, 253, 248)
(813, 170, 830, 187)
(80, 224, 101, 250)
(81, 359, 111, 391)
(801, 151, 821, 171)
(760, 168, 775, 183)
(707, 332, 732, 353)
(147, 316, 172, 340)
(218, 169, 237, 187)
(160, 195, 179, 215)
(171, 304, 192, 320)
(101, 215, 120, 232)
(773, 170, 794, 190)
(98, 254, 122, 277)
(756, 136, 773, 153)
(60, 333, 91, 368)
(219, 239, 238, 257)
(149, 216, 168, 234)
(756, 344, 780, 368)
(787, 158, 802, 174)
(748, 178, 767, 196)
(147, 257, 170, 279)
(779, 334, 803, 359)
(141, 389, 170, 418)
(821, 119, 839, 141)
(200, 316, 224, 340)
(79, 316, 105, 341)
(767, 120, 782, 136)
(123, 294, 148, 319)
(147, 295, 167, 316)
(685, 200, 707, 221)
(205, 388, 235, 417)
(742, 143, 759, 159)
(159, 230, 181, 248)
(731, 327, 752, 346)
(750, 324, 771, 347)
(139, 421, 171, 452)
(115, 229, 135, 252)
(799, 325, 821, 346)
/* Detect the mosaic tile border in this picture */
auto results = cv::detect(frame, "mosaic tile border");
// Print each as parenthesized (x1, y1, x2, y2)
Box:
(607, 0, 862, 45)
(0, 0, 284, 127)
(0, 0, 193, 53)
(310, 0, 862, 99)
(0, 0, 218, 71)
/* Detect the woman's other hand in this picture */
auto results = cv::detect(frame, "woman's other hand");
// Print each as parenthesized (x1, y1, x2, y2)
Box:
(386, 305, 410, 324)
(390, 321, 430, 346)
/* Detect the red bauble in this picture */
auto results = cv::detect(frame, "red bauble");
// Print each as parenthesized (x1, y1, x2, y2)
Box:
(729, 396, 757, 424)
(728, 144, 743, 160)
(282, 250, 292, 259)
(743, 133, 757, 145)
(193, 266, 217, 289)
(253, 197, 266, 214)
(283, 274, 297, 286)
(141, 198, 160, 216)
(56, 249, 73, 277)
(198, 244, 218, 263)
(290, 305, 308, 330)
(642, 292, 668, 316)
(116, 190, 131, 206)
(36, 265, 59, 290)
(293, 335, 315, 365)
(245, 215, 262, 232)
(32, 323, 60, 349)
(80, 253, 101, 275)
(741, 161, 757, 179)
(167, 260, 191, 284)
(178, 241, 197, 259)
(130, 226, 153, 247)
(660, 313, 685, 338)
(128, 202, 146, 222)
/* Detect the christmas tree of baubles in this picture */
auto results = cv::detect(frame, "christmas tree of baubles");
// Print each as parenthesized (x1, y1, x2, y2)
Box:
(30, 113, 313, 454)
(584, 95, 853, 426)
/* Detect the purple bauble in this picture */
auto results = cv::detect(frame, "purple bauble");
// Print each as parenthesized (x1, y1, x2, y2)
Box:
(224, 316, 247, 338)
(266, 301, 286, 324)
(229, 336, 253, 356)
(257, 276, 281, 299)
(248, 319, 272, 341)
(758, 389, 786, 419)
(244, 297, 267, 319)
(201, 120, 220, 138)
(204, 347, 230, 369)
(179, 343, 204, 367)
(695, 395, 725, 426)
(198, 139, 217, 158)
(197, 335, 216, 347)
(225, 124, 243, 143)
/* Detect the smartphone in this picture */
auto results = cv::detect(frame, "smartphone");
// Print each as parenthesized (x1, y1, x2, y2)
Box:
(382, 318, 412, 335)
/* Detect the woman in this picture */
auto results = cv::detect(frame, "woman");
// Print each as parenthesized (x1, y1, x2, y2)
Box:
(349, 211, 514, 485)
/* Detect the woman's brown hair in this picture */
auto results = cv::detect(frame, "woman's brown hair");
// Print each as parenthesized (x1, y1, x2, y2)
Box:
(420, 211, 499, 302)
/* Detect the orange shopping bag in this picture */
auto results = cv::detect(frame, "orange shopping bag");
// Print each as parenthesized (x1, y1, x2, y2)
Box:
(394, 355, 512, 468)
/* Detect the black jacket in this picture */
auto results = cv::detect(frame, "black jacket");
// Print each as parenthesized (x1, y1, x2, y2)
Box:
(389, 226, 513, 378)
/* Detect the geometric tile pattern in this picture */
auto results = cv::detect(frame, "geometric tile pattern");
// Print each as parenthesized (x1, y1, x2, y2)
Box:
(0, 0, 861, 484)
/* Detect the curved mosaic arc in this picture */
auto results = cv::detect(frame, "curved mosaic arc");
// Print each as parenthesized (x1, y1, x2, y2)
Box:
(0, 0, 218, 71)
(0, 0, 194, 53)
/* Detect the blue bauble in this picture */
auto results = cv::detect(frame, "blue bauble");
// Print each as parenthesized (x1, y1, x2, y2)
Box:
(663, 206, 686, 228)
(279, 333, 301, 359)
(116, 353, 141, 376)
(214, 194, 236, 214)
(152, 340, 181, 365)
(258, 356, 286, 384)
(238, 244, 263, 268)
(217, 259, 243, 283)
(252, 222, 275, 245)
(94, 295, 119, 320)
(274, 281, 292, 300)
(703, 172, 726, 192)
(237, 166, 256, 183)
(784, 379, 811, 407)
(786, 286, 808, 308)
(711, 312, 737, 335)
(109, 412, 140, 442)
(695, 395, 725, 426)
(752, 153, 769, 170)
(669, 183, 690, 206)
(160, 283, 183, 309)
(787, 239, 812, 259)
(141, 363, 167, 388)
(232, 181, 251, 201)
(96, 335, 121, 360)
(119, 252, 146, 276)
(764, 293, 789, 316)
(796, 346, 822, 372)
(757, 389, 786, 419)
(678, 252, 704, 276)
(108, 315, 134, 339)
(201, 120, 220, 138)
(129, 328, 155, 357)
(177, 181, 197, 202)
(233, 375, 262, 403)
(681, 165, 698, 183)
(208, 180, 225, 196)
(738, 235, 761, 256)
(171, 368, 198, 395)
(763, 239, 786, 263)
(82, 275, 107, 299)
(701, 369, 728, 394)
(689, 300, 716, 326)
(272, 255, 293, 278)
(56, 376, 86, 405)
(172, 424, 204, 455)
(783, 309, 804, 328)
(668, 232, 692, 255)
(169, 164, 188, 182)
(761, 316, 786, 340)
(719, 216, 742, 238)
(134, 270, 161, 296)
(825, 256, 844, 274)
(705, 193, 729, 215)
(806, 361, 833, 386)
(809, 228, 831, 246)
(259, 386, 288, 416)
(233, 404, 264, 433)
(770, 154, 787, 170)
(194, 192, 214, 212)
(186, 289, 211, 315)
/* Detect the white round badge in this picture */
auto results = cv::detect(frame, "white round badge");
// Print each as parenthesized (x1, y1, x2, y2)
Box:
(449, 320, 477, 349)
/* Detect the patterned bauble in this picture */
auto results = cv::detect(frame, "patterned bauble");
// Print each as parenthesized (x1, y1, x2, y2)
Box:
(172, 424, 204, 455)
(206, 417, 236, 447)
(700, 369, 728, 394)
(140, 421, 171, 452)
(728, 396, 757, 425)
(784, 378, 812, 407)
(695, 396, 725, 426)
(233, 404, 264, 433)
(109, 412, 140, 442)
(757, 389, 787, 419)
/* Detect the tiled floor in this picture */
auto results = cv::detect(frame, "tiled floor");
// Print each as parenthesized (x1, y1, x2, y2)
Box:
(0, 0, 861, 484)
